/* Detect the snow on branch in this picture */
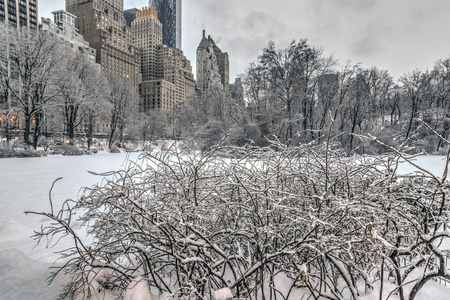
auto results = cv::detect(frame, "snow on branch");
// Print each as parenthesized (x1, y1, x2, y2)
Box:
(27, 137, 450, 299)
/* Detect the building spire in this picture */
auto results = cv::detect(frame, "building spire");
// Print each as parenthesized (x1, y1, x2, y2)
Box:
(135, 7, 159, 21)
(197, 29, 210, 50)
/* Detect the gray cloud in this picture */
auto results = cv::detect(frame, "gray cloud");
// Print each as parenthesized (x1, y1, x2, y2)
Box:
(38, 0, 450, 80)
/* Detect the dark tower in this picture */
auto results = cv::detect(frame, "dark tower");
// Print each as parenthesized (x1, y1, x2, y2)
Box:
(124, 8, 138, 28)
(149, 0, 181, 49)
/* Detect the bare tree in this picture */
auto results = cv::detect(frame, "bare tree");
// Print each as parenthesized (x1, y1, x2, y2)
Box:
(249, 40, 336, 142)
(82, 75, 109, 150)
(0, 26, 64, 149)
(125, 111, 168, 146)
(105, 76, 139, 148)
(388, 84, 402, 126)
(400, 70, 432, 139)
(58, 53, 103, 140)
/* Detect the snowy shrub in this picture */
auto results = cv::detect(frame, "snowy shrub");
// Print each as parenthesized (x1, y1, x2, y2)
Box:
(51, 144, 85, 156)
(0, 139, 42, 158)
(27, 136, 450, 300)
(38, 136, 50, 151)
(0, 143, 14, 158)
(109, 144, 121, 153)
(14, 149, 42, 157)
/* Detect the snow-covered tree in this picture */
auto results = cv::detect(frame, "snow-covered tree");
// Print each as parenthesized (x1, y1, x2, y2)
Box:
(104, 75, 139, 148)
(58, 52, 104, 140)
(0, 24, 65, 148)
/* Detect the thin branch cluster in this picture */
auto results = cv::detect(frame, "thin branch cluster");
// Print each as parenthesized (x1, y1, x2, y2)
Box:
(27, 137, 450, 300)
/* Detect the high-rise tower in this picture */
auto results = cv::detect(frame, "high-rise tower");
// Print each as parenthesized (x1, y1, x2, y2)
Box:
(133, 6, 194, 112)
(132, 7, 162, 81)
(66, 0, 140, 87)
(148, 0, 181, 49)
(40, 10, 97, 64)
(210, 38, 229, 91)
(0, 0, 38, 30)
(124, 8, 138, 28)
(196, 30, 229, 93)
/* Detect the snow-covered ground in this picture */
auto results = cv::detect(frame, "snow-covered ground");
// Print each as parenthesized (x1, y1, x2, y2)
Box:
(0, 152, 141, 299)
(0, 153, 448, 299)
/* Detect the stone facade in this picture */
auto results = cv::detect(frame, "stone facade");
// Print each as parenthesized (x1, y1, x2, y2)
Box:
(140, 79, 176, 111)
(196, 30, 227, 94)
(132, 7, 162, 82)
(132, 7, 194, 113)
(0, 0, 38, 30)
(65, 0, 140, 87)
(40, 10, 97, 64)
(210, 38, 229, 91)
(155, 44, 195, 108)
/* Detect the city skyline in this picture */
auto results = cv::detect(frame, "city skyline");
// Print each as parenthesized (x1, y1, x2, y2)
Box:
(39, 0, 450, 81)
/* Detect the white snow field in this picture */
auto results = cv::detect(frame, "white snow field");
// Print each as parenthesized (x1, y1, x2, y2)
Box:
(0, 152, 141, 299)
(0, 153, 449, 299)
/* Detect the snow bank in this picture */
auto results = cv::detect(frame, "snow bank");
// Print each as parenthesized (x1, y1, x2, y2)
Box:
(213, 287, 233, 300)
(124, 276, 153, 300)
(0, 152, 142, 299)
(0, 249, 65, 299)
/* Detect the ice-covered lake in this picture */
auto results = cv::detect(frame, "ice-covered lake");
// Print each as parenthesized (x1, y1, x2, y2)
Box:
(0, 152, 448, 299)
(0, 152, 141, 299)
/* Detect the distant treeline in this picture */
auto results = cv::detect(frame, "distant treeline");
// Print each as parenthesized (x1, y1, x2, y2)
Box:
(2, 23, 449, 154)
(174, 39, 450, 154)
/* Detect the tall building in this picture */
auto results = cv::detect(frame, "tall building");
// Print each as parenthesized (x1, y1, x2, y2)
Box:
(229, 77, 244, 103)
(133, 6, 194, 113)
(40, 10, 97, 64)
(140, 79, 176, 111)
(1, 0, 38, 141)
(210, 38, 229, 91)
(123, 7, 137, 27)
(65, 0, 140, 87)
(132, 7, 162, 82)
(155, 44, 195, 106)
(196, 30, 228, 93)
(0, 0, 38, 30)
(148, 0, 181, 49)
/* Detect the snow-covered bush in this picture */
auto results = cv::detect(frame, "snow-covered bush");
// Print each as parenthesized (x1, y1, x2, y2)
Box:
(27, 136, 450, 300)
(109, 144, 121, 153)
(50, 144, 87, 156)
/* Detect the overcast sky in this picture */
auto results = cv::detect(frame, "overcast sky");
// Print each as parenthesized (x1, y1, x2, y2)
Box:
(40, 0, 450, 81)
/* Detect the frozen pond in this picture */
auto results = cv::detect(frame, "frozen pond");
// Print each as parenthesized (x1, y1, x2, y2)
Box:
(0, 152, 448, 299)
(0, 152, 141, 299)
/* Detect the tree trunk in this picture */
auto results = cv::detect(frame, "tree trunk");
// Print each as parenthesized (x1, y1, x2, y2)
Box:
(406, 100, 417, 139)
(32, 113, 41, 150)
(24, 116, 32, 145)
(87, 120, 93, 150)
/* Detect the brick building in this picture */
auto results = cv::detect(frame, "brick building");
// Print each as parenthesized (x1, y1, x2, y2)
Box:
(65, 0, 140, 87)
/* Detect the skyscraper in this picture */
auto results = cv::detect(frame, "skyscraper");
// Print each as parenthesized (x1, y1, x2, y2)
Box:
(196, 30, 229, 93)
(123, 8, 138, 28)
(66, 0, 140, 87)
(40, 10, 97, 64)
(210, 38, 229, 91)
(148, 0, 181, 49)
(132, 7, 162, 82)
(133, 6, 194, 112)
(0, 0, 38, 30)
